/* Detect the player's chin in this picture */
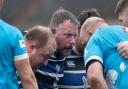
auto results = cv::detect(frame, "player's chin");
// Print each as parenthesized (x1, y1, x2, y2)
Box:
(63, 47, 72, 56)
(63, 46, 71, 51)
(35, 63, 45, 69)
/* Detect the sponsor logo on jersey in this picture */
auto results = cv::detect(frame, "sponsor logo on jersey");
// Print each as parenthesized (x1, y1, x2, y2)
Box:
(67, 61, 75, 67)
(120, 62, 126, 72)
(106, 70, 118, 89)
(19, 40, 25, 48)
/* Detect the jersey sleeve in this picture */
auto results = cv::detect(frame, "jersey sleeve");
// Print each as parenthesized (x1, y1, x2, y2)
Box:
(84, 29, 104, 70)
(11, 28, 28, 61)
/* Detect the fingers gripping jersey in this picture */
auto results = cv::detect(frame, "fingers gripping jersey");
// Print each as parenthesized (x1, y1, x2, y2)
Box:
(84, 25, 128, 89)
(0, 19, 28, 89)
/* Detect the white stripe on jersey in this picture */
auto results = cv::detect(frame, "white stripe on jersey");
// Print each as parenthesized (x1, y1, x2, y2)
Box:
(14, 53, 28, 61)
(65, 55, 82, 58)
(48, 58, 65, 62)
(36, 69, 64, 77)
(64, 70, 86, 74)
(59, 85, 85, 88)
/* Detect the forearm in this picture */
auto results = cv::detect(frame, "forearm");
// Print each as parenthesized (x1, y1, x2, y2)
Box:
(89, 76, 108, 89)
(14, 58, 38, 89)
(21, 74, 38, 89)
(87, 61, 108, 89)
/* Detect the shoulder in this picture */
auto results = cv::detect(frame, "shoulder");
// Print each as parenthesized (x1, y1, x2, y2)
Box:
(98, 25, 124, 34)
(93, 25, 124, 42)
(0, 19, 22, 36)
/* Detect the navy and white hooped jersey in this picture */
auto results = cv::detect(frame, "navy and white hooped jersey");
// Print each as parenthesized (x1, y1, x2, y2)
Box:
(35, 53, 65, 89)
(84, 25, 128, 89)
(0, 19, 28, 89)
(58, 47, 89, 89)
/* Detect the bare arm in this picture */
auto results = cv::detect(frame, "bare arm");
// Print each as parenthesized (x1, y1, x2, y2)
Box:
(14, 58, 38, 89)
(87, 61, 108, 89)
(117, 41, 128, 59)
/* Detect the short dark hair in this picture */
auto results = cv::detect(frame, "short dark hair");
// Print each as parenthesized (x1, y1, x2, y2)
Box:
(115, 0, 128, 17)
(25, 25, 54, 48)
(50, 8, 78, 28)
(77, 8, 101, 30)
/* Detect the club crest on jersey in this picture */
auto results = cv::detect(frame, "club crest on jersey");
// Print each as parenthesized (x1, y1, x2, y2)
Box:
(19, 40, 25, 48)
(123, 27, 128, 32)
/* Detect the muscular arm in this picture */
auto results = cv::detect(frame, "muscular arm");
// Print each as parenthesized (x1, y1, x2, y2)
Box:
(14, 58, 38, 89)
(87, 61, 108, 89)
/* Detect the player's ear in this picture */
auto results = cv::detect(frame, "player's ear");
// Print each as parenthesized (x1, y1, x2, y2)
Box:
(27, 41, 36, 54)
(51, 28, 56, 34)
(89, 31, 93, 36)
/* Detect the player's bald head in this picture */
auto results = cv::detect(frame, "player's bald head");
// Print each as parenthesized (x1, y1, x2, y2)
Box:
(79, 17, 108, 47)
(81, 17, 107, 33)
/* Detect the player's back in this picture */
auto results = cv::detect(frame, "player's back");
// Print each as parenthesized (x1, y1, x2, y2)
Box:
(93, 25, 128, 89)
(0, 19, 22, 89)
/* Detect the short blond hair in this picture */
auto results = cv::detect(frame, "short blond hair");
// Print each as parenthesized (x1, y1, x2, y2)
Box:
(25, 25, 56, 49)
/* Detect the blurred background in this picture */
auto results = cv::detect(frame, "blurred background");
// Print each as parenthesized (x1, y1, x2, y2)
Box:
(1, 0, 118, 30)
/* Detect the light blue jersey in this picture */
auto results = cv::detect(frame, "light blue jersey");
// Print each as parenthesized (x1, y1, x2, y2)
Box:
(0, 19, 28, 89)
(84, 25, 128, 89)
